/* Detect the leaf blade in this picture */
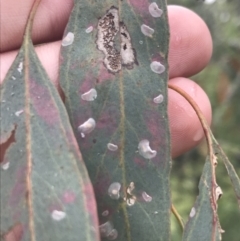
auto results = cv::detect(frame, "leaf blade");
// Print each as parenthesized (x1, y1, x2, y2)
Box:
(212, 140, 240, 208)
(182, 159, 222, 241)
(59, 1, 171, 241)
(0, 7, 99, 241)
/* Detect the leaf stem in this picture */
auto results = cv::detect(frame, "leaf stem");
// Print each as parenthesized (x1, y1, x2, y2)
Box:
(23, 0, 41, 43)
(171, 204, 184, 231)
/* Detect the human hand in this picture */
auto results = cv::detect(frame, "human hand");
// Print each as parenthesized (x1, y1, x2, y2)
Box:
(0, 1, 212, 158)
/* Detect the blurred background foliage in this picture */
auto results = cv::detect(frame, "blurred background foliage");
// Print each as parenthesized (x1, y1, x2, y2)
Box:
(167, 0, 240, 240)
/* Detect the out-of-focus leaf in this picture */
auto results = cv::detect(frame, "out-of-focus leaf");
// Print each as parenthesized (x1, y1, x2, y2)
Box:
(59, 0, 171, 240)
(0, 1, 99, 240)
(182, 159, 222, 241)
(212, 139, 240, 208)
(168, 81, 240, 240)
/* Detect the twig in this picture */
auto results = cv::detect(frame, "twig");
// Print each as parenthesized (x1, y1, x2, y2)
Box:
(171, 204, 185, 231)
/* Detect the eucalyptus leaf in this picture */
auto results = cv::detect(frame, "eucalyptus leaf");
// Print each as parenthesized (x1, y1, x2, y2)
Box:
(182, 160, 222, 241)
(168, 80, 240, 241)
(212, 138, 240, 208)
(59, 1, 171, 241)
(0, 2, 99, 240)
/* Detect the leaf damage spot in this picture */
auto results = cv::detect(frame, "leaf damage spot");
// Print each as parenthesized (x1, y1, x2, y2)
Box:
(107, 143, 118, 151)
(213, 154, 218, 166)
(215, 186, 223, 200)
(150, 61, 165, 74)
(62, 32, 74, 46)
(96, 7, 121, 73)
(96, 7, 137, 73)
(99, 221, 118, 240)
(17, 62, 23, 73)
(153, 94, 164, 104)
(189, 207, 196, 218)
(126, 197, 136, 206)
(124, 182, 137, 206)
(78, 118, 96, 138)
(107, 229, 118, 240)
(15, 110, 24, 117)
(142, 191, 152, 202)
(108, 182, 121, 200)
(126, 181, 135, 196)
(149, 2, 163, 18)
(0, 126, 16, 164)
(85, 26, 94, 33)
(102, 210, 109, 217)
(1, 161, 10, 170)
(138, 139, 157, 159)
(120, 22, 138, 69)
(141, 24, 154, 37)
(51, 210, 66, 221)
(81, 88, 97, 101)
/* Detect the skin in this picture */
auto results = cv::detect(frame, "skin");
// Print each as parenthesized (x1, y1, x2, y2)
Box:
(0, 1, 213, 159)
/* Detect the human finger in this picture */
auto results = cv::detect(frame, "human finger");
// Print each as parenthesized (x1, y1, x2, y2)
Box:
(168, 77, 212, 158)
(0, 0, 73, 52)
(168, 5, 212, 78)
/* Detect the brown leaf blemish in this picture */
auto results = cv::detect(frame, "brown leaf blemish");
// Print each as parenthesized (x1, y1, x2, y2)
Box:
(2, 223, 23, 241)
(96, 7, 121, 73)
(96, 7, 137, 73)
(0, 126, 16, 164)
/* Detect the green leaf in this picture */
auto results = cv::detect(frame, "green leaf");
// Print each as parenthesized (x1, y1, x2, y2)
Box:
(212, 137, 240, 208)
(168, 81, 240, 240)
(59, 1, 171, 240)
(0, 2, 99, 240)
(182, 159, 222, 241)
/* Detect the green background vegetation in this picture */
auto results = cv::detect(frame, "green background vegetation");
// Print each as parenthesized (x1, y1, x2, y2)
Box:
(168, 0, 240, 240)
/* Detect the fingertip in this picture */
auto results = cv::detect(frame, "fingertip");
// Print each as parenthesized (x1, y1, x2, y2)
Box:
(168, 5, 213, 78)
(0, 0, 73, 52)
(168, 77, 212, 158)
